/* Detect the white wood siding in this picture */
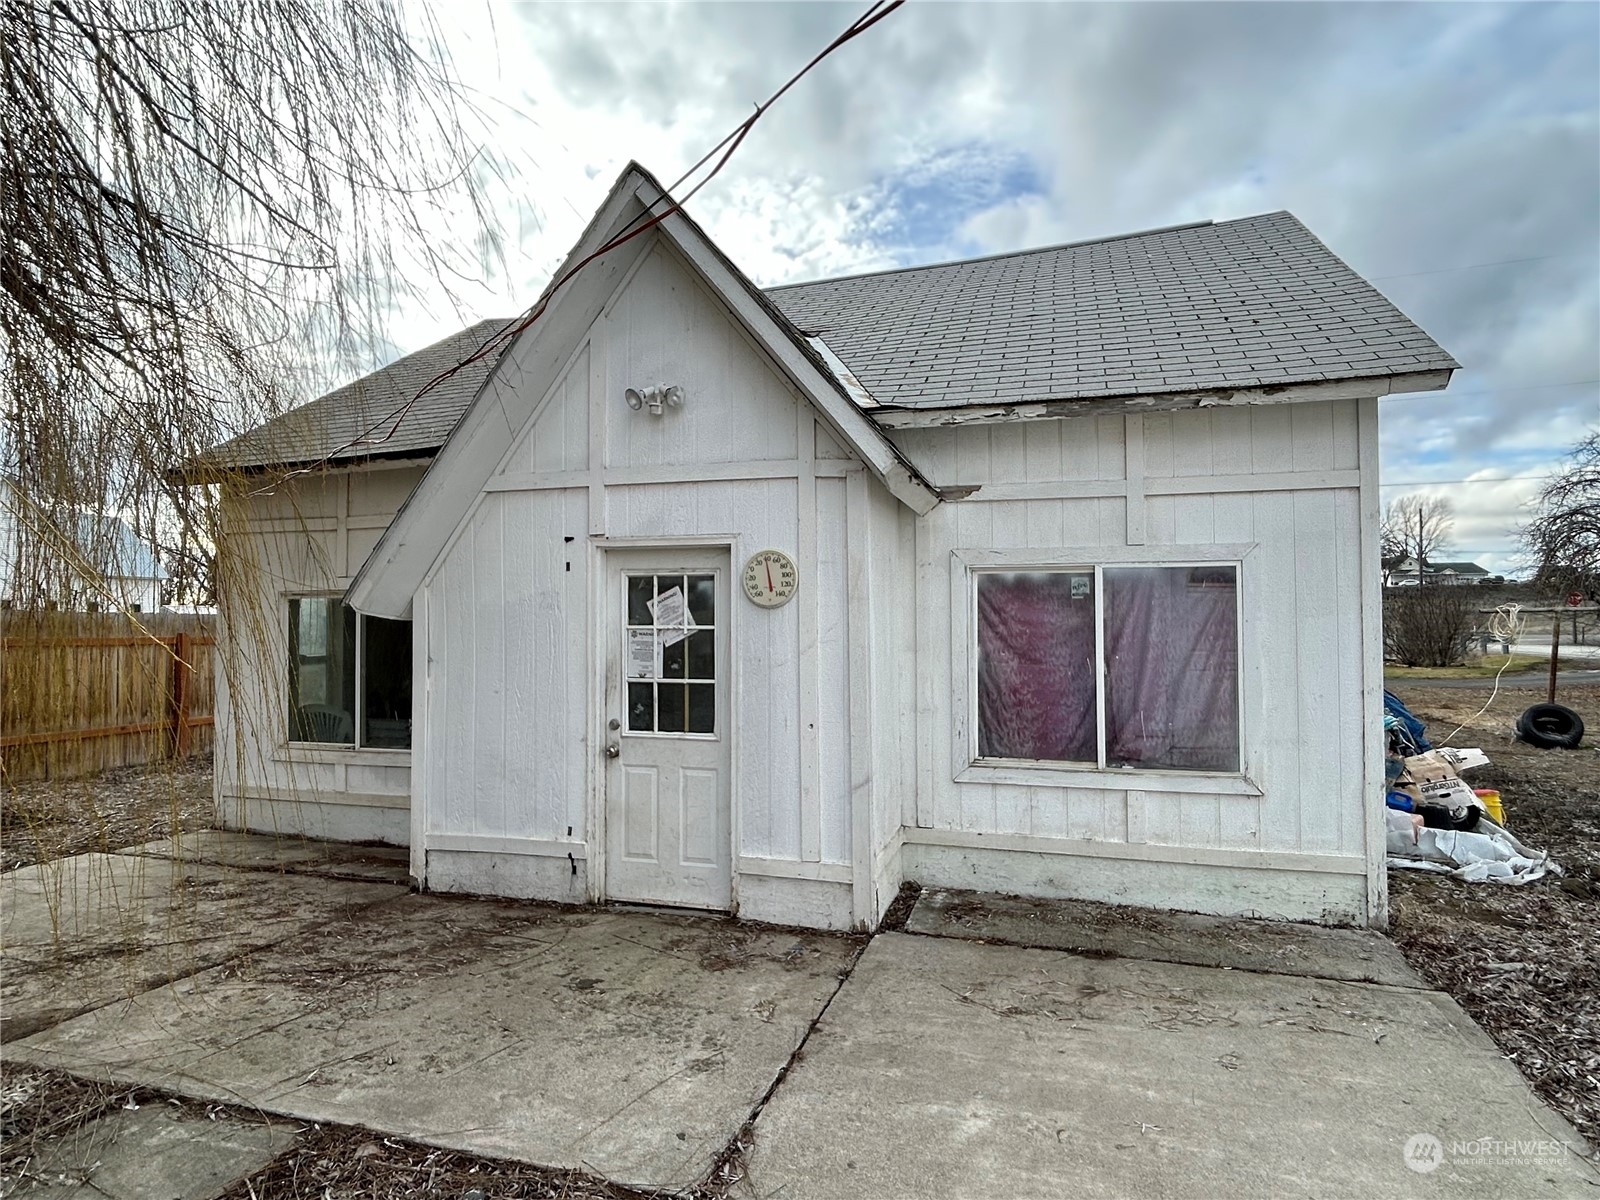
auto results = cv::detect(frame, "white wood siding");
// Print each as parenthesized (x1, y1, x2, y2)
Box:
(214, 463, 425, 844)
(890, 400, 1373, 912)
(422, 237, 866, 901)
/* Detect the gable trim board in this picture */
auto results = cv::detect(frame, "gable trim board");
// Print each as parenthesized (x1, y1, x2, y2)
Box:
(206, 162, 1459, 933)
(347, 165, 938, 622)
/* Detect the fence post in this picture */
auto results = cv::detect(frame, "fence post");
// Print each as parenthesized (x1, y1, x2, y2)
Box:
(171, 631, 191, 759)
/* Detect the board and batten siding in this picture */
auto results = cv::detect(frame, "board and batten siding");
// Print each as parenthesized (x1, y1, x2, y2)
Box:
(418, 236, 872, 924)
(214, 462, 424, 845)
(890, 399, 1380, 924)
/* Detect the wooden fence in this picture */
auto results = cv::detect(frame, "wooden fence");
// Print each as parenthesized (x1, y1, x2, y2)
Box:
(1, 612, 217, 781)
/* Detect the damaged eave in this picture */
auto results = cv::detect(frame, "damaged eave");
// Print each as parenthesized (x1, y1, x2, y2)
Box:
(868, 369, 1456, 431)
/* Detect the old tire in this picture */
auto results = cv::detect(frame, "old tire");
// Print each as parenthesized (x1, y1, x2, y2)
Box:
(1516, 703, 1585, 750)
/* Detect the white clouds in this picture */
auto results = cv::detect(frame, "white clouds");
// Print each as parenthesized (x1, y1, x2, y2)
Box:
(381, 0, 1598, 571)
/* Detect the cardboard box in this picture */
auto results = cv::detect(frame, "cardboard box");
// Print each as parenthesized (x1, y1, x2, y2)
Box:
(1400, 750, 1480, 809)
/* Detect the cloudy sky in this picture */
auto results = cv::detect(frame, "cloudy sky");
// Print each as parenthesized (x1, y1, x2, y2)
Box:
(387, 0, 1598, 576)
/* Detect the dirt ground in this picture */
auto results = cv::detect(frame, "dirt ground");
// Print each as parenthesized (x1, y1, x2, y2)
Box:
(0, 1067, 678, 1200)
(1384, 682, 1599, 1148)
(1, 756, 214, 871)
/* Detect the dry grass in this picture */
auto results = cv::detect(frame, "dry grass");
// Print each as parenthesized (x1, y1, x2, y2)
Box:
(1, 756, 214, 871)
(1383, 654, 1549, 679)
(1385, 683, 1600, 1148)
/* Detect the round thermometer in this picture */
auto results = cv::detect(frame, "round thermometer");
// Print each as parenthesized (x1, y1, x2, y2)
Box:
(742, 549, 798, 608)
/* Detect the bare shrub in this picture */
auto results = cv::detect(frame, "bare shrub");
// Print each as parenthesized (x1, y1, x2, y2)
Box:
(1384, 586, 1477, 667)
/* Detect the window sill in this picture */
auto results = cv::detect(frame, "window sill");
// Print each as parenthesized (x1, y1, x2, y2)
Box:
(275, 744, 412, 768)
(957, 761, 1262, 796)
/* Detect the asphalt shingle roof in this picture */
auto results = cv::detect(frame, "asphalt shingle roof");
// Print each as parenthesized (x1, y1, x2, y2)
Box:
(205, 319, 514, 469)
(215, 210, 1455, 468)
(766, 211, 1457, 410)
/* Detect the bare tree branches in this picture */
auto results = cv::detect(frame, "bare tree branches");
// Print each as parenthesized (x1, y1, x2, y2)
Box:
(1, 0, 499, 609)
(1381, 494, 1454, 583)
(1522, 430, 1600, 599)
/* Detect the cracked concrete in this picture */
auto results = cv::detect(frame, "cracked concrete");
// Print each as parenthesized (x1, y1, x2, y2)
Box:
(3, 838, 1594, 1198)
(1, 851, 405, 1042)
(5, 865, 860, 1191)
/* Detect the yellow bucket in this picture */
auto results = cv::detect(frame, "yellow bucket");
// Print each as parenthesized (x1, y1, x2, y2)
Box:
(1474, 789, 1505, 826)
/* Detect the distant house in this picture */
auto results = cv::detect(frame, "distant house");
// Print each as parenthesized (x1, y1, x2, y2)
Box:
(194, 162, 1458, 931)
(1386, 557, 1490, 586)
(0, 479, 167, 612)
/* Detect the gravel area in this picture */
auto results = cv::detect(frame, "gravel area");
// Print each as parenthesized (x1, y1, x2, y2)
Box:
(1, 757, 214, 871)
(1384, 683, 1599, 1149)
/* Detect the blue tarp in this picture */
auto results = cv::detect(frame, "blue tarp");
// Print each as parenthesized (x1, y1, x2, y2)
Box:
(1384, 690, 1431, 753)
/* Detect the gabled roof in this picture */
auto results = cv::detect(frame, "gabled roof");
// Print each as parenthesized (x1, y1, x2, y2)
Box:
(345, 164, 939, 619)
(204, 320, 514, 471)
(208, 202, 1455, 471)
(1428, 561, 1488, 574)
(766, 212, 1457, 410)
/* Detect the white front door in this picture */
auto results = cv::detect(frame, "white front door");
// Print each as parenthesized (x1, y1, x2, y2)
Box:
(603, 550, 732, 910)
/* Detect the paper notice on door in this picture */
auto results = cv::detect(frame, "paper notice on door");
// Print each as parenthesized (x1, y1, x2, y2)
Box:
(647, 585, 694, 646)
(627, 628, 660, 679)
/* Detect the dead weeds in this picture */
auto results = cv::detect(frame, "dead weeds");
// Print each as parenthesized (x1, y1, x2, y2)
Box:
(1385, 682, 1600, 1148)
(2, 756, 214, 871)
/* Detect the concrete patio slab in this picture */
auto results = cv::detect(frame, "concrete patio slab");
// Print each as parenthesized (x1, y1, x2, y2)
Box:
(4, 896, 861, 1192)
(746, 933, 1597, 1199)
(7, 1104, 295, 1199)
(907, 887, 1426, 988)
(1, 853, 405, 1043)
(117, 830, 411, 886)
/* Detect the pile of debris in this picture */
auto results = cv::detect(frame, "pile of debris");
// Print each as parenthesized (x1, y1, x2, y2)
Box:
(1382, 691, 1560, 884)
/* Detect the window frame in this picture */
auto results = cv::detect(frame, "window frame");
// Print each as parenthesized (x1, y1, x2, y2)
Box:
(621, 569, 721, 741)
(285, 593, 411, 753)
(953, 545, 1260, 795)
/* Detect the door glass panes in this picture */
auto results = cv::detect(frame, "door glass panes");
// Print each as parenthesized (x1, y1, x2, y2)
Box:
(626, 573, 716, 734)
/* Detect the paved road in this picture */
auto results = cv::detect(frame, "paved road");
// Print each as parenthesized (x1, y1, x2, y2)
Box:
(1386, 669, 1600, 690)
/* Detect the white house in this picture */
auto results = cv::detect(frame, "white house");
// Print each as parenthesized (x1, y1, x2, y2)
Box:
(204, 163, 1456, 931)
(0, 478, 168, 613)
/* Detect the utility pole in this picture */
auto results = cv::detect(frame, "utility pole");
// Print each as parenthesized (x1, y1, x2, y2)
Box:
(1417, 506, 1425, 586)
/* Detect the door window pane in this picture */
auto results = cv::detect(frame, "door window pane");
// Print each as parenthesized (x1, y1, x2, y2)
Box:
(624, 572, 716, 735)
(976, 572, 1097, 762)
(685, 630, 714, 679)
(687, 574, 715, 624)
(361, 616, 412, 749)
(627, 576, 655, 625)
(1103, 566, 1239, 771)
(658, 682, 687, 732)
(628, 682, 654, 732)
(687, 684, 715, 733)
(289, 598, 355, 744)
(661, 636, 687, 679)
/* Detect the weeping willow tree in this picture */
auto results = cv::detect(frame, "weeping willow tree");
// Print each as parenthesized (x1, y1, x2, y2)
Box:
(3, 0, 501, 603)
(1, 0, 502, 813)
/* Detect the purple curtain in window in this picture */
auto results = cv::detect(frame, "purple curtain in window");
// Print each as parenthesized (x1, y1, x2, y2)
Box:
(977, 573, 1097, 761)
(1103, 566, 1239, 771)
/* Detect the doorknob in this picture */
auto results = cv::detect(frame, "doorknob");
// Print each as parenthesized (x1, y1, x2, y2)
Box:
(605, 742, 621, 758)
